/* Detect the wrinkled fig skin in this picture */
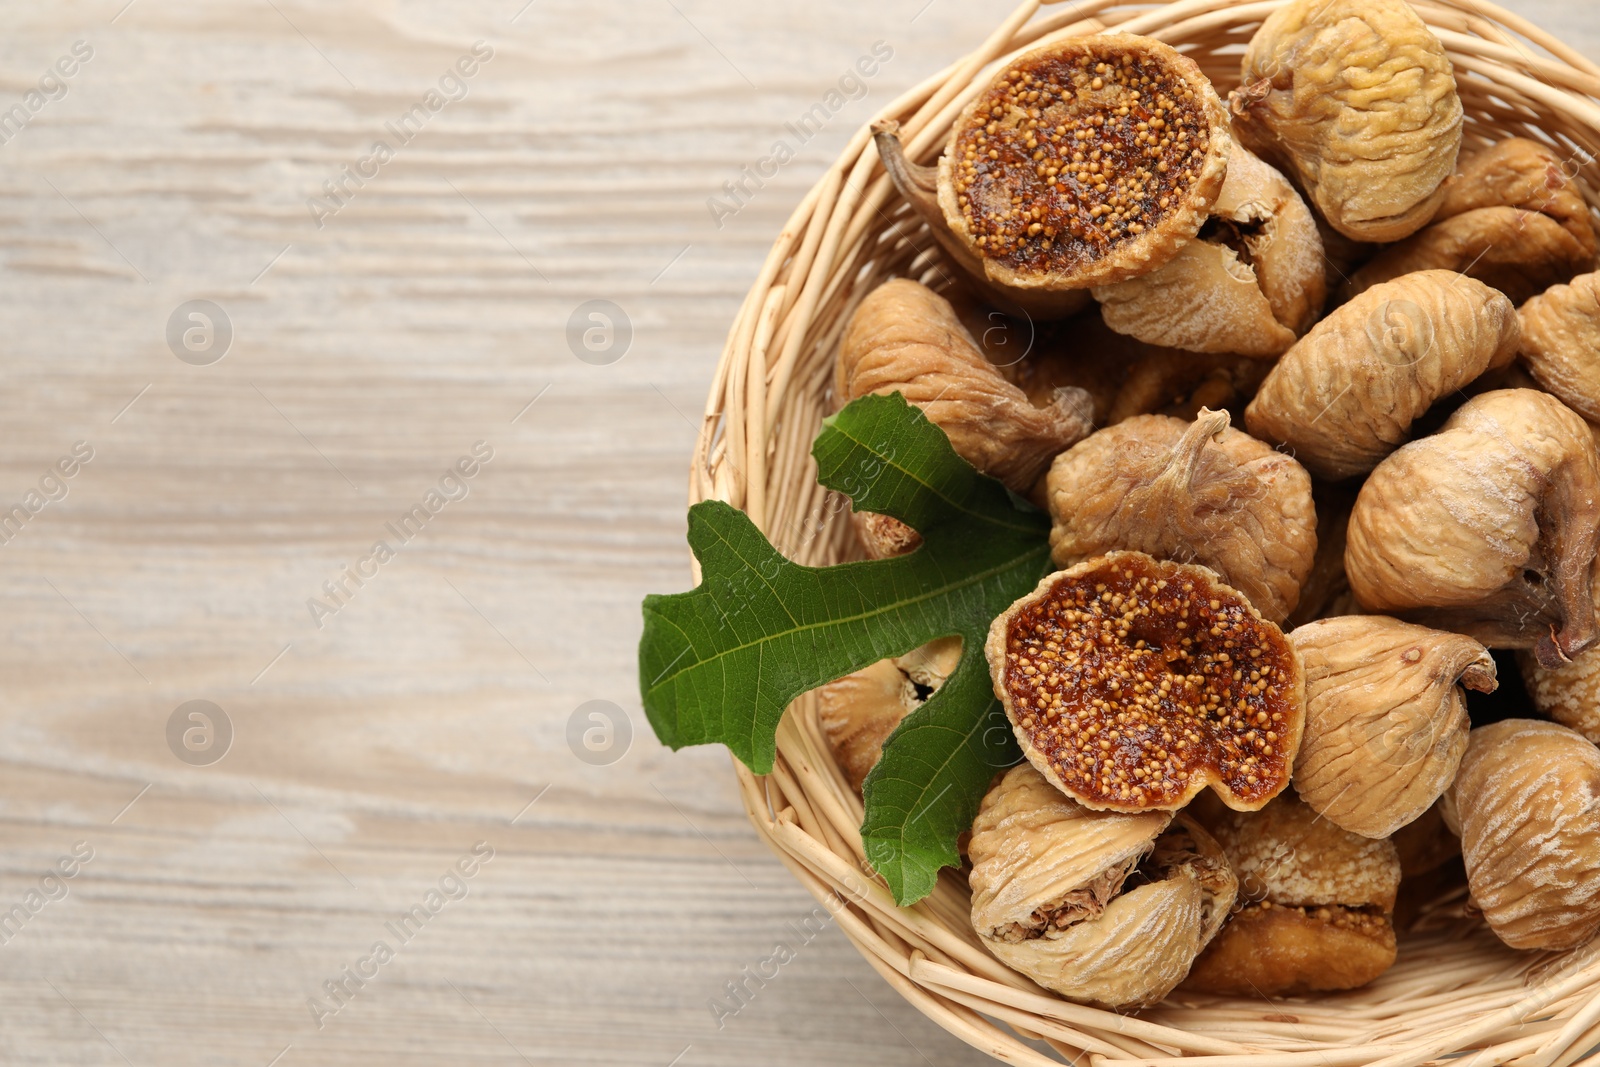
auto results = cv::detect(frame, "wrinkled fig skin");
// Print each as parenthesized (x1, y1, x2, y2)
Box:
(1520, 272, 1600, 424)
(1095, 148, 1326, 356)
(1389, 800, 1460, 878)
(1246, 271, 1520, 481)
(837, 279, 1094, 493)
(1452, 720, 1600, 950)
(1184, 793, 1400, 996)
(817, 660, 919, 793)
(1232, 0, 1462, 243)
(1345, 389, 1600, 669)
(1341, 208, 1594, 306)
(1047, 409, 1316, 623)
(1290, 616, 1493, 838)
(1284, 484, 1358, 629)
(1441, 137, 1597, 257)
(1520, 559, 1600, 744)
(969, 765, 1235, 1009)
(1341, 138, 1598, 304)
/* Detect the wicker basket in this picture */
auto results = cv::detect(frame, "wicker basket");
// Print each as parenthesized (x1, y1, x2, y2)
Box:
(687, 1, 1600, 1063)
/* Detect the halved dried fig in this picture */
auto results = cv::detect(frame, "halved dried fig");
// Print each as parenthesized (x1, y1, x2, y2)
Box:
(876, 34, 1230, 308)
(1184, 793, 1400, 995)
(1245, 271, 1520, 481)
(1231, 0, 1462, 243)
(1345, 389, 1600, 668)
(1452, 719, 1600, 950)
(986, 551, 1306, 813)
(1290, 616, 1493, 838)
(838, 278, 1093, 494)
(1520, 271, 1600, 424)
(1046, 408, 1316, 623)
(1093, 147, 1325, 356)
(969, 763, 1236, 1009)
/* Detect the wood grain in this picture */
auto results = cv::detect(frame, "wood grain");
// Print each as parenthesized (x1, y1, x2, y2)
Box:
(0, 1, 1592, 1064)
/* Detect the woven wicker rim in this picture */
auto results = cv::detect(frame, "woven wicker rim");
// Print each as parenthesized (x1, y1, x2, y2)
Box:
(687, 2, 1600, 1063)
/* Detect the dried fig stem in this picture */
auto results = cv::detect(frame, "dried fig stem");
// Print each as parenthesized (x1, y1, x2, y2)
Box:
(1149, 408, 1230, 500)
(874, 121, 1086, 319)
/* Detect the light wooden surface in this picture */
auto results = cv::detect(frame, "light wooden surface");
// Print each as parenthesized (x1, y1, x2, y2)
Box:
(0, 2, 1594, 1065)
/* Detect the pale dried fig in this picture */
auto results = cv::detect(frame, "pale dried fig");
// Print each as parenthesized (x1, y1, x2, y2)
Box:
(876, 34, 1230, 309)
(817, 638, 962, 792)
(1290, 616, 1493, 838)
(987, 551, 1306, 813)
(1519, 272, 1600, 424)
(969, 763, 1236, 1008)
(838, 279, 1093, 495)
(1451, 719, 1600, 950)
(850, 509, 921, 561)
(950, 298, 1134, 426)
(1231, 0, 1462, 243)
(1107, 350, 1269, 425)
(1341, 139, 1597, 304)
(1284, 484, 1358, 629)
(1094, 147, 1325, 356)
(818, 660, 918, 793)
(1389, 800, 1460, 878)
(1046, 409, 1316, 622)
(1342, 209, 1593, 307)
(1345, 389, 1600, 667)
(1184, 792, 1400, 995)
(1519, 558, 1600, 744)
(1245, 271, 1520, 481)
(1441, 137, 1597, 255)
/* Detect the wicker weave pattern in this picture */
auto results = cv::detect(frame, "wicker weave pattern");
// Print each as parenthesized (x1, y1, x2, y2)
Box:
(688, 2, 1600, 1062)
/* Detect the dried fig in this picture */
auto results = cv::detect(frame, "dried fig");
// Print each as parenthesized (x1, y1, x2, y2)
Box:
(1245, 271, 1520, 481)
(1342, 210, 1593, 307)
(1343, 138, 1597, 303)
(1284, 484, 1358, 629)
(986, 551, 1306, 813)
(1046, 408, 1316, 623)
(1094, 147, 1326, 356)
(1451, 719, 1600, 950)
(875, 34, 1231, 308)
(1107, 350, 1269, 425)
(1389, 799, 1460, 878)
(1345, 389, 1600, 667)
(850, 509, 921, 561)
(1231, 0, 1462, 243)
(1519, 559, 1600, 744)
(1184, 793, 1401, 995)
(969, 763, 1236, 1008)
(950, 298, 1134, 426)
(1441, 137, 1597, 254)
(838, 279, 1093, 494)
(818, 660, 918, 793)
(1289, 616, 1493, 838)
(1519, 272, 1600, 424)
(817, 638, 962, 792)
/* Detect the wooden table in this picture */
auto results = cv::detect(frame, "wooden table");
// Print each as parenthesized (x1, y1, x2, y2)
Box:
(0, 2, 1593, 1064)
